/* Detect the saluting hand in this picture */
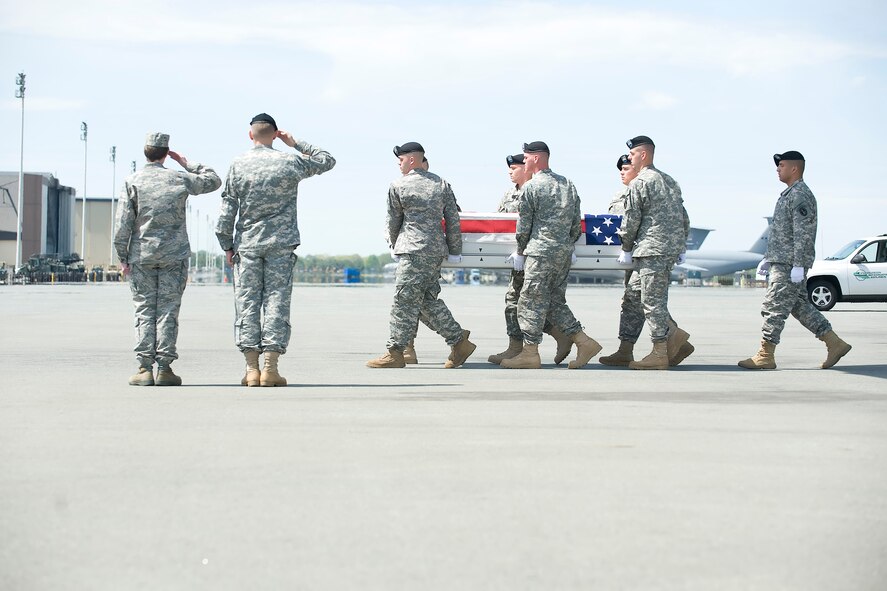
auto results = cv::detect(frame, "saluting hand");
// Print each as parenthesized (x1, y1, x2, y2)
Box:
(168, 150, 189, 169)
(276, 130, 297, 148)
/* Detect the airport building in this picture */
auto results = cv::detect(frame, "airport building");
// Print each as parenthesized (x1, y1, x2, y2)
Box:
(0, 171, 118, 270)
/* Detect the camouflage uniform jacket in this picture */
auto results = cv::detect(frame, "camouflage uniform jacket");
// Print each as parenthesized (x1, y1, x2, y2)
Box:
(618, 165, 689, 256)
(766, 179, 817, 268)
(516, 169, 581, 257)
(216, 141, 335, 253)
(114, 161, 221, 265)
(497, 186, 521, 213)
(387, 169, 461, 257)
(608, 186, 630, 216)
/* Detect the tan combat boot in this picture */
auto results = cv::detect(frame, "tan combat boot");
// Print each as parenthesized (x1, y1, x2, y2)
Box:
(599, 340, 634, 366)
(567, 330, 603, 369)
(366, 348, 406, 368)
(241, 350, 261, 387)
(445, 330, 477, 368)
(155, 364, 182, 386)
(128, 366, 155, 386)
(738, 340, 777, 370)
(260, 351, 287, 386)
(666, 323, 690, 361)
(629, 341, 669, 370)
(500, 343, 542, 369)
(819, 331, 852, 369)
(669, 342, 695, 367)
(403, 340, 418, 364)
(548, 327, 574, 365)
(488, 337, 522, 365)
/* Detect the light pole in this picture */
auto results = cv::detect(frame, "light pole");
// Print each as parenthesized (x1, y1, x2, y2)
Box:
(109, 146, 116, 267)
(80, 122, 88, 264)
(14, 73, 25, 273)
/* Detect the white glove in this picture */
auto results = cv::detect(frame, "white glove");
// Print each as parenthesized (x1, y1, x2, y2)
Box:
(390, 249, 400, 263)
(447, 254, 462, 264)
(505, 252, 525, 271)
(676, 251, 686, 265)
(756, 259, 770, 277)
(617, 251, 633, 265)
(571, 251, 578, 265)
(790, 266, 805, 283)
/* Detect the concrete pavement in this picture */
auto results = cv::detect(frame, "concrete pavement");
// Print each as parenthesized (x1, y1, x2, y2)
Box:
(1, 283, 885, 590)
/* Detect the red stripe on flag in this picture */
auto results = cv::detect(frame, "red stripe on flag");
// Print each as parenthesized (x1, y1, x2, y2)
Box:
(459, 219, 518, 233)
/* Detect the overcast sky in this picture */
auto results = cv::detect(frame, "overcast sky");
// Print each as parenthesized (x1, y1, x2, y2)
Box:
(2, 0, 885, 257)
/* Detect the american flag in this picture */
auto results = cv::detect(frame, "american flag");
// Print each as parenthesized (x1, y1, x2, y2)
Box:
(583, 215, 623, 246)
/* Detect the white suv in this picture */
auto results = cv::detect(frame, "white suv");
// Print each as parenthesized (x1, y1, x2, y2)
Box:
(807, 234, 887, 311)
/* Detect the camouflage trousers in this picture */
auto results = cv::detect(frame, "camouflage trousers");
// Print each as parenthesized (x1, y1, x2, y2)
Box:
(618, 268, 677, 343)
(504, 269, 553, 339)
(626, 255, 673, 342)
(517, 253, 582, 345)
(129, 259, 188, 367)
(233, 247, 297, 354)
(760, 264, 831, 344)
(387, 254, 463, 350)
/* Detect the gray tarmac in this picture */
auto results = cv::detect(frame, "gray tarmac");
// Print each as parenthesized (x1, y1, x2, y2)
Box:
(1, 282, 886, 590)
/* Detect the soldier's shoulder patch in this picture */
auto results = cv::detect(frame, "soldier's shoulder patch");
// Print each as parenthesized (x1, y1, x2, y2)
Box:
(798, 206, 808, 216)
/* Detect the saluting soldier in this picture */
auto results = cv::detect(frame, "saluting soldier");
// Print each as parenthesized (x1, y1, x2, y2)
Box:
(367, 142, 476, 369)
(216, 113, 336, 386)
(501, 141, 601, 369)
(115, 132, 221, 386)
(739, 151, 851, 369)
(616, 136, 691, 370)
(601, 153, 694, 367)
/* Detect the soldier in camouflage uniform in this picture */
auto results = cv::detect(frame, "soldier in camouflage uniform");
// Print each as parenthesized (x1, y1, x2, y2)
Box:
(216, 113, 335, 386)
(501, 141, 601, 370)
(115, 132, 221, 386)
(367, 142, 476, 369)
(601, 154, 695, 367)
(616, 136, 690, 370)
(739, 151, 851, 370)
(488, 154, 572, 365)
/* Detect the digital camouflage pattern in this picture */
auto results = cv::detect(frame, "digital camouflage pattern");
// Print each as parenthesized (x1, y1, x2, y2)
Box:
(608, 186, 629, 216)
(233, 248, 296, 353)
(387, 170, 461, 256)
(516, 169, 581, 257)
(757, 180, 829, 344)
(115, 159, 220, 368)
(760, 263, 831, 344)
(618, 165, 688, 343)
(217, 140, 335, 353)
(518, 254, 582, 344)
(515, 169, 585, 343)
(387, 254, 464, 350)
(765, 179, 818, 268)
(385, 170, 464, 350)
(618, 165, 688, 256)
(497, 187, 521, 214)
(129, 260, 188, 367)
(114, 161, 221, 265)
(216, 140, 335, 252)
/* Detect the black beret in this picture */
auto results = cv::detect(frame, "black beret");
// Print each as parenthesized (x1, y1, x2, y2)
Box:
(773, 150, 805, 165)
(250, 113, 278, 130)
(626, 135, 654, 149)
(617, 154, 631, 170)
(506, 154, 525, 166)
(393, 142, 424, 156)
(522, 141, 550, 154)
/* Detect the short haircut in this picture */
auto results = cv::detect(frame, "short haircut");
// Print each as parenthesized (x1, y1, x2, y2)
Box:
(251, 122, 277, 139)
(144, 146, 169, 162)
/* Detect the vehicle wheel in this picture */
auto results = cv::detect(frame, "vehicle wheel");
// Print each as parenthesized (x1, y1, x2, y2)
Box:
(808, 279, 837, 311)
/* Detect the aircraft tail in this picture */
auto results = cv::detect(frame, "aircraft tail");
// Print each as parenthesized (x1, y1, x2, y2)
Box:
(747, 217, 772, 254)
(685, 227, 712, 251)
